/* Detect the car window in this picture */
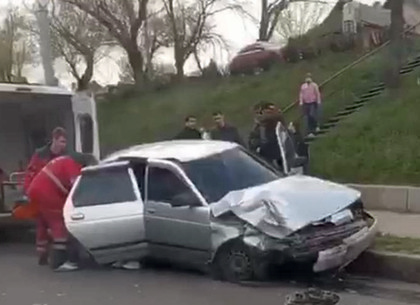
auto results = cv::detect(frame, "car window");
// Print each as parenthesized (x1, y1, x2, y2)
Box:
(183, 148, 280, 203)
(147, 167, 194, 205)
(72, 166, 137, 207)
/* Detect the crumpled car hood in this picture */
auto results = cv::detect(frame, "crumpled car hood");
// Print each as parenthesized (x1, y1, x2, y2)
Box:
(210, 175, 361, 239)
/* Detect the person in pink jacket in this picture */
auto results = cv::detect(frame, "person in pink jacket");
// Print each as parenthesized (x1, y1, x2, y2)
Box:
(299, 73, 321, 137)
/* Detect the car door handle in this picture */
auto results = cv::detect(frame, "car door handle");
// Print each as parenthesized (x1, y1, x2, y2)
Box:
(146, 208, 156, 214)
(71, 213, 85, 221)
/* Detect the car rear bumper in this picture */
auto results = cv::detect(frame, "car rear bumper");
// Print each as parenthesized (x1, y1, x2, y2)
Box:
(312, 212, 377, 272)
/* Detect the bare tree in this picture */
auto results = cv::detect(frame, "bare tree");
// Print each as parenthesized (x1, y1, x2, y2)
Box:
(49, 1, 111, 91)
(62, 0, 149, 84)
(258, 0, 329, 41)
(161, 0, 231, 78)
(275, 1, 332, 42)
(141, 11, 171, 78)
(0, 8, 32, 82)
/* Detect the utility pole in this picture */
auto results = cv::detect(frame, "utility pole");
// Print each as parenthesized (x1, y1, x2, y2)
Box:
(386, 0, 405, 89)
(35, 0, 58, 86)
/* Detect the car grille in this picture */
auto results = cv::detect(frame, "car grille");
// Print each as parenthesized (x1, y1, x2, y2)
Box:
(289, 219, 368, 255)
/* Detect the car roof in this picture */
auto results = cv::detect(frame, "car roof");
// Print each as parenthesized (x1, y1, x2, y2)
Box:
(102, 140, 238, 163)
(0, 83, 72, 95)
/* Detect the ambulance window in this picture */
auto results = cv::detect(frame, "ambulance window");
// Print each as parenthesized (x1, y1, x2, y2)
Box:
(79, 114, 93, 154)
(72, 167, 137, 207)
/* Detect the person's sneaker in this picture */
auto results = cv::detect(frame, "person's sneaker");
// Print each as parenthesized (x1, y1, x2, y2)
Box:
(54, 261, 79, 272)
(307, 133, 315, 138)
(121, 261, 141, 270)
(316, 127, 321, 133)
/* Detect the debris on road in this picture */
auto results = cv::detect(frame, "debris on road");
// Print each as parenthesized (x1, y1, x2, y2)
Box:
(284, 288, 340, 305)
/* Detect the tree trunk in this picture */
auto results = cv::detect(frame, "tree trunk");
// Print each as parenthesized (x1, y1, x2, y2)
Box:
(175, 59, 185, 79)
(259, 0, 269, 41)
(174, 47, 185, 79)
(127, 48, 145, 85)
(193, 50, 203, 73)
(386, 0, 404, 89)
(77, 54, 94, 91)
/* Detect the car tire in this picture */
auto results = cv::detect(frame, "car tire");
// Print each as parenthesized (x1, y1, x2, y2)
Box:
(213, 242, 255, 283)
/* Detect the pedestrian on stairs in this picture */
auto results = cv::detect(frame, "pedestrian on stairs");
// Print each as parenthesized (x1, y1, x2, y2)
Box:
(299, 73, 321, 137)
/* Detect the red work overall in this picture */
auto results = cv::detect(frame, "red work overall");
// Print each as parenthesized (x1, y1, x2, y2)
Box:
(27, 156, 82, 259)
(24, 144, 62, 193)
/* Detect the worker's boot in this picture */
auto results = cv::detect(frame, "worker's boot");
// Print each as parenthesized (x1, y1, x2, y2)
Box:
(50, 249, 67, 270)
(38, 252, 49, 266)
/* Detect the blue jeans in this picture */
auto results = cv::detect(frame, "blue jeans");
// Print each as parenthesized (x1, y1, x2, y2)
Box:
(303, 102, 319, 134)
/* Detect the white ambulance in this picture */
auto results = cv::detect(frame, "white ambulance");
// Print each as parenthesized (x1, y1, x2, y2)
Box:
(0, 83, 100, 222)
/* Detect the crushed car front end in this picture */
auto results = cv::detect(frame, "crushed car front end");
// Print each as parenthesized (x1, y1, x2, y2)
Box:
(210, 176, 378, 274)
(260, 202, 377, 272)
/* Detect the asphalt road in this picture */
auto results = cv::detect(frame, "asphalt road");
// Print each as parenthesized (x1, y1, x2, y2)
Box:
(1, 243, 420, 305)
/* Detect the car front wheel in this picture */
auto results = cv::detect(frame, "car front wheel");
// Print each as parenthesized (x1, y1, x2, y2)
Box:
(215, 241, 270, 283)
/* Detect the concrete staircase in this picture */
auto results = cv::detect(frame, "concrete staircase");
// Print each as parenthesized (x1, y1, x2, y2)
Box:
(305, 54, 420, 143)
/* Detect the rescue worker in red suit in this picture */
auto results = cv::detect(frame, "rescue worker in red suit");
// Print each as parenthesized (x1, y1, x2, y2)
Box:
(13, 128, 68, 221)
(27, 153, 97, 272)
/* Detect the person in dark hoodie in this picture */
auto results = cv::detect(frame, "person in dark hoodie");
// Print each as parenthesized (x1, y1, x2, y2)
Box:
(258, 102, 287, 168)
(210, 111, 245, 146)
(174, 115, 203, 140)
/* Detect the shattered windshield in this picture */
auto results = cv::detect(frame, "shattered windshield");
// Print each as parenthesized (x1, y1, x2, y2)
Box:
(182, 148, 280, 203)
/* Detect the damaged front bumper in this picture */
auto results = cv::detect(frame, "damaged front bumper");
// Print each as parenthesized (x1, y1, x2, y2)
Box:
(312, 212, 377, 272)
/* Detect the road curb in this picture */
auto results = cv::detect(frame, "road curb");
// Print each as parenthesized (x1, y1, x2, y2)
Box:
(348, 250, 420, 283)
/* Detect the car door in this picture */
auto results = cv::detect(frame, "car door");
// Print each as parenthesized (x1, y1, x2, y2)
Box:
(64, 161, 147, 265)
(144, 159, 212, 266)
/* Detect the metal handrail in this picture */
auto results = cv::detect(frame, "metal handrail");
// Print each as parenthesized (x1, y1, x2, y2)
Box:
(282, 20, 420, 115)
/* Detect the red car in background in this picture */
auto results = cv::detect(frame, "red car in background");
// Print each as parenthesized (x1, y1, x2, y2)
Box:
(229, 41, 285, 75)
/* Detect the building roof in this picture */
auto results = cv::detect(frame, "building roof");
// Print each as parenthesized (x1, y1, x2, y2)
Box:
(102, 140, 238, 163)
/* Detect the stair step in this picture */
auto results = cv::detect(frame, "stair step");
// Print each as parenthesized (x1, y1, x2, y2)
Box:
(336, 109, 355, 116)
(400, 69, 413, 75)
(400, 66, 414, 72)
(321, 122, 338, 129)
(327, 117, 340, 123)
(403, 62, 420, 69)
(359, 90, 382, 99)
(316, 129, 329, 135)
(345, 103, 365, 111)
(353, 99, 368, 106)
(367, 85, 385, 93)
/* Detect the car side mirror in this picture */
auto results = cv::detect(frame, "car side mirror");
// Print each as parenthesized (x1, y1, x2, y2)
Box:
(171, 192, 201, 208)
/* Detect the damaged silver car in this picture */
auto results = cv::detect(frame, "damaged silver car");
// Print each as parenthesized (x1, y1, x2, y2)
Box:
(64, 140, 377, 282)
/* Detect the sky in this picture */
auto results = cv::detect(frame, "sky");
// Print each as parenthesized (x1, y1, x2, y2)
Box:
(1, 0, 385, 88)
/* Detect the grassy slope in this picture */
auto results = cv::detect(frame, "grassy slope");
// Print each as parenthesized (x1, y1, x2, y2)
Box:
(311, 74, 420, 185)
(98, 47, 420, 185)
(98, 51, 361, 153)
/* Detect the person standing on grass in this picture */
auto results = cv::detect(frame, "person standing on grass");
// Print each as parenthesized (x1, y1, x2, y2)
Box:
(210, 111, 245, 146)
(299, 73, 321, 137)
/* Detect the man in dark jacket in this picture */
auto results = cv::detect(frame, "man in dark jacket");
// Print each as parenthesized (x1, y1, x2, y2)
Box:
(174, 115, 202, 140)
(23, 127, 68, 193)
(210, 111, 245, 146)
(248, 102, 264, 153)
